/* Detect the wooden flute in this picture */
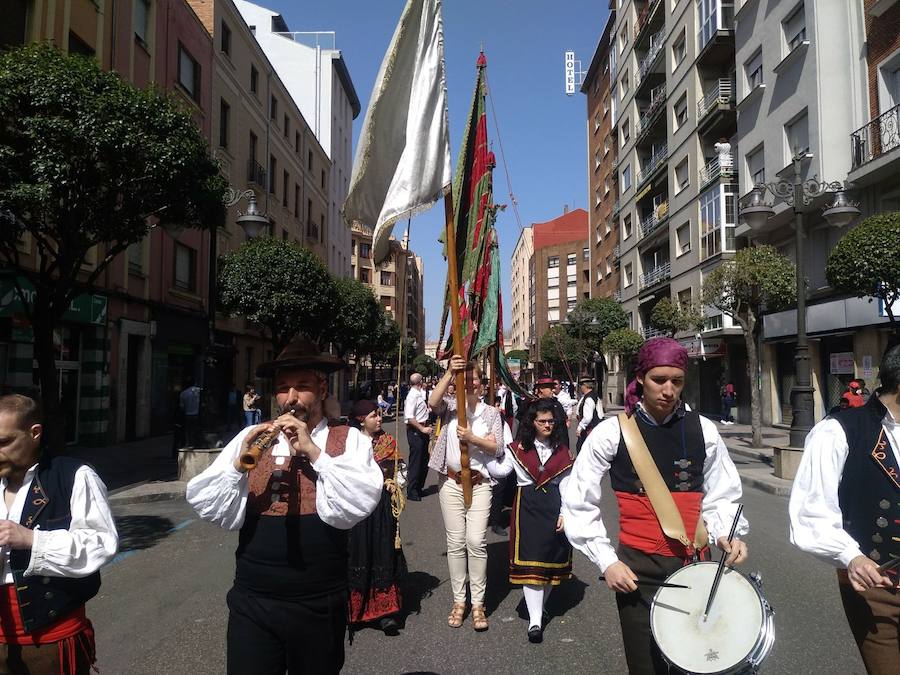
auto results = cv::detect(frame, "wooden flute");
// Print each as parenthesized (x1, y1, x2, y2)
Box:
(238, 409, 296, 470)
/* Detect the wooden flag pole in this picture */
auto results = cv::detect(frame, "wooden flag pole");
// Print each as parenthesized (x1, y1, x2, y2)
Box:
(488, 346, 497, 405)
(443, 191, 473, 508)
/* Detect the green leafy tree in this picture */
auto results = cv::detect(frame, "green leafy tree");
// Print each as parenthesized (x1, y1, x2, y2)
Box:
(218, 238, 336, 352)
(321, 276, 383, 389)
(565, 297, 629, 347)
(603, 328, 645, 358)
(702, 245, 796, 447)
(0, 44, 226, 448)
(539, 325, 590, 380)
(411, 353, 440, 378)
(602, 328, 645, 380)
(649, 297, 706, 337)
(826, 212, 900, 335)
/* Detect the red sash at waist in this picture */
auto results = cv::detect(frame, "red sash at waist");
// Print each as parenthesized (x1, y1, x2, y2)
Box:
(0, 584, 91, 645)
(615, 491, 705, 559)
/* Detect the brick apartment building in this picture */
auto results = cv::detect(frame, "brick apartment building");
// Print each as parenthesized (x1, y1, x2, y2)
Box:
(528, 208, 590, 372)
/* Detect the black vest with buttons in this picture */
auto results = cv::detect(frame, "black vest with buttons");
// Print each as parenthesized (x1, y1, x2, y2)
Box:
(834, 396, 900, 565)
(8, 456, 102, 633)
(611, 408, 706, 494)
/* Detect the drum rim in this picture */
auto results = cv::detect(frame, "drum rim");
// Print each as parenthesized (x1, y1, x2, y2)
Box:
(649, 561, 775, 675)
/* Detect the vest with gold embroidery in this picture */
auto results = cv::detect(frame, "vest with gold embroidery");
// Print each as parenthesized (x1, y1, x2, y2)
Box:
(235, 425, 350, 598)
(835, 397, 900, 565)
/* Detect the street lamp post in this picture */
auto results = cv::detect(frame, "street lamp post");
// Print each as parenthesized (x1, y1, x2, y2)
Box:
(739, 151, 859, 475)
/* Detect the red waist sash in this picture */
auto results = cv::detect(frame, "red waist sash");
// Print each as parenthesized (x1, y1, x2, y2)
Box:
(0, 584, 91, 645)
(615, 491, 706, 559)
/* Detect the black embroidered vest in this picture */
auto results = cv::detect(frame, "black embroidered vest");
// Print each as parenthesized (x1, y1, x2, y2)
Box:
(834, 396, 900, 565)
(577, 392, 600, 427)
(611, 410, 706, 494)
(9, 457, 102, 633)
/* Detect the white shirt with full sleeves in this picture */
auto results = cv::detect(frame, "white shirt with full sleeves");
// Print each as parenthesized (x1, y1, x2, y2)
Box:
(0, 464, 119, 583)
(561, 405, 747, 573)
(789, 406, 900, 567)
(577, 395, 599, 433)
(186, 419, 383, 531)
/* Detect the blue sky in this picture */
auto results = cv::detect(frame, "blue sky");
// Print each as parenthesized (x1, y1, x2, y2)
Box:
(266, 1, 609, 341)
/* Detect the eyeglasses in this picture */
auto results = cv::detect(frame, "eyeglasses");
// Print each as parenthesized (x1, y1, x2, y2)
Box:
(534, 419, 555, 426)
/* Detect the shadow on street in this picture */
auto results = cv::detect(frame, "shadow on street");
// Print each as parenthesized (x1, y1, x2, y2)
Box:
(115, 514, 177, 552)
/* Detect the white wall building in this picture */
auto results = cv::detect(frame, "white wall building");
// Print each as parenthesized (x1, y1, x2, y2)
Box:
(236, 1, 361, 278)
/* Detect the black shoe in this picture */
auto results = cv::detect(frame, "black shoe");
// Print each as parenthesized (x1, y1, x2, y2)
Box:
(379, 617, 400, 636)
(490, 525, 509, 536)
(527, 625, 543, 643)
(407, 491, 421, 502)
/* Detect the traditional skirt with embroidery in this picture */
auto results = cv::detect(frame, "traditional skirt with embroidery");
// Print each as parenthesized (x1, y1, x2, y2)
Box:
(509, 482, 573, 585)
(347, 435, 407, 624)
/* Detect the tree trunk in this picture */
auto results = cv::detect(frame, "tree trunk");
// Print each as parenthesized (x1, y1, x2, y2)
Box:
(32, 299, 64, 454)
(741, 313, 763, 448)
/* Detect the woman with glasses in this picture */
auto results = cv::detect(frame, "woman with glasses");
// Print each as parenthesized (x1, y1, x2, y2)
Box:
(489, 397, 575, 643)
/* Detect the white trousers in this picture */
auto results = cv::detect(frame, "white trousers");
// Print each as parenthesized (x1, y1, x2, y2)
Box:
(438, 477, 493, 605)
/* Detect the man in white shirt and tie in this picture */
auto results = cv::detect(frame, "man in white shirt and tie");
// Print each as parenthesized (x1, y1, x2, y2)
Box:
(404, 372, 433, 501)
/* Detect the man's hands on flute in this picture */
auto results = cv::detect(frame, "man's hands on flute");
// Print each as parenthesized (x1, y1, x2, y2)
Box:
(272, 412, 321, 463)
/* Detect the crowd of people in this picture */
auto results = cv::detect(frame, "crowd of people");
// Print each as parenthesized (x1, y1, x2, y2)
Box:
(179, 336, 898, 674)
(3, 334, 897, 673)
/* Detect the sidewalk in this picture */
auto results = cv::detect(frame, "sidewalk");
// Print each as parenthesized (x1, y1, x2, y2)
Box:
(65, 433, 185, 505)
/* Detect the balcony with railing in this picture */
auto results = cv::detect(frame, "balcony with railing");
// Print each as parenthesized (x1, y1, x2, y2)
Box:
(640, 261, 671, 290)
(850, 102, 900, 171)
(636, 31, 666, 92)
(699, 154, 735, 189)
(642, 326, 668, 340)
(612, 198, 622, 216)
(613, 245, 621, 260)
(639, 206, 668, 239)
(614, 289, 623, 303)
(697, 1, 735, 68)
(697, 78, 736, 138)
(634, 0, 664, 46)
(636, 84, 667, 141)
(247, 159, 267, 187)
(636, 144, 668, 187)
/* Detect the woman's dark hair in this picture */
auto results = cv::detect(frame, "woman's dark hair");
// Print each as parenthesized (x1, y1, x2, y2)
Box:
(518, 398, 568, 452)
(879, 344, 900, 394)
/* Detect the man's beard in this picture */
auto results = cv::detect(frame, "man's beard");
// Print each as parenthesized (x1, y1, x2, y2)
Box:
(280, 401, 311, 421)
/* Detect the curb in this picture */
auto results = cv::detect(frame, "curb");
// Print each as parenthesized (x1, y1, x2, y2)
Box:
(109, 491, 186, 507)
(737, 471, 793, 497)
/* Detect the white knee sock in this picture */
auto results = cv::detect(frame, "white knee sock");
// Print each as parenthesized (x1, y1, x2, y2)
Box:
(523, 585, 545, 629)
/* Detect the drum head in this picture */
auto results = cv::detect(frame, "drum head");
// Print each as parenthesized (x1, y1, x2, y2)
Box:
(650, 562, 765, 674)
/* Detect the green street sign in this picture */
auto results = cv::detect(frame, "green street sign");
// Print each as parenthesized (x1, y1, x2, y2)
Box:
(0, 277, 107, 326)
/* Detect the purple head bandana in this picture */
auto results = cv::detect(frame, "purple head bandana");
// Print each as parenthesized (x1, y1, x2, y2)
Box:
(624, 337, 689, 415)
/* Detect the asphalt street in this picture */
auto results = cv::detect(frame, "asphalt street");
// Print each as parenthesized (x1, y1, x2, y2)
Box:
(90, 425, 867, 675)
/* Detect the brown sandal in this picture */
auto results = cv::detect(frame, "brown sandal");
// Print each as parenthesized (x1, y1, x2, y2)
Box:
(471, 604, 488, 631)
(447, 602, 466, 628)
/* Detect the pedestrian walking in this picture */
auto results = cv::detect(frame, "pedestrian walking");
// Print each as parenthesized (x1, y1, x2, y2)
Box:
(489, 398, 574, 643)
(562, 337, 748, 675)
(0, 394, 119, 674)
(403, 373, 432, 502)
(575, 376, 602, 453)
(789, 344, 900, 675)
(720, 382, 737, 424)
(242, 385, 261, 428)
(186, 340, 383, 675)
(428, 356, 506, 631)
(347, 400, 407, 637)
(179, 376, 201, 447)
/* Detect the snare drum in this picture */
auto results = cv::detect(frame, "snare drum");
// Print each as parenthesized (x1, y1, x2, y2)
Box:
(650, 562, 774, 675)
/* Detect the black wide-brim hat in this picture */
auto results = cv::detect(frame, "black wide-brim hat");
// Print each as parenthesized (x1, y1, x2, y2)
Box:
(534, 376, 558, 388)
(256, 339, 346, 377)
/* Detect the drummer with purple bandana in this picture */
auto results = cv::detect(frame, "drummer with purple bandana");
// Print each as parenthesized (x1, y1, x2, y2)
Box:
(562, 337, 748, 675)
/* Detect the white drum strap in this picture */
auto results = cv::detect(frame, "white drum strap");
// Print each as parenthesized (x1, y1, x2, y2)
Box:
(618, 413, 709, 550)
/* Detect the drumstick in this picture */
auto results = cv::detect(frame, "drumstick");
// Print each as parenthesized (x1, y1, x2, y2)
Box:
(876, 556, 900, 573)
(598, 576, 690, 589)
(702, 503, 744, 622)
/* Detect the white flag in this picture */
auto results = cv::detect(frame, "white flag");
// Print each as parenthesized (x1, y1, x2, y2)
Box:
(342, 0, 452, 265)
